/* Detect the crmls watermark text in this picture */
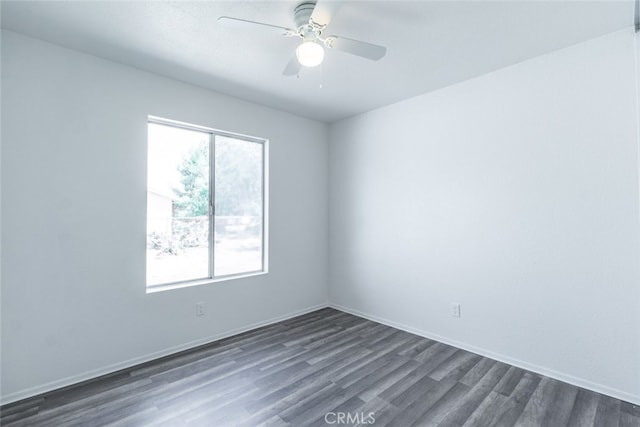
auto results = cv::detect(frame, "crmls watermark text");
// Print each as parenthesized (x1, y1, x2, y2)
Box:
(324, 411, 376, 424)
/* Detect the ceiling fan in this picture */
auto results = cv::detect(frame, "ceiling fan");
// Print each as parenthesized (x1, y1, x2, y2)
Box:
(218, 1, 387, 76)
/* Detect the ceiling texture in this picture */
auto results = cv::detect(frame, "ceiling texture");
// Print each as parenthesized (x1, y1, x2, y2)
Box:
(1, 1, 635, 122)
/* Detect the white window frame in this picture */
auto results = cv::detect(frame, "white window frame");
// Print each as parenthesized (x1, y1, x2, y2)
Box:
(146, 116, 269, 293)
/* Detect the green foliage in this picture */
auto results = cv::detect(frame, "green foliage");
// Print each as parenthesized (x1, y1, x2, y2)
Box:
(173, 139, 262, 219)
(173, 144, 209, 218)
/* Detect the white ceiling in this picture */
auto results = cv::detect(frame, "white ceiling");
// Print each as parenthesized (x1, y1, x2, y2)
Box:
(1, 1, 634, 122)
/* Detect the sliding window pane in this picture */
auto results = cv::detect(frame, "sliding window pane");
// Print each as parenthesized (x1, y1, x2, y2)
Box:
(214, 135, 264, 276)
(147, 123, 210, 286)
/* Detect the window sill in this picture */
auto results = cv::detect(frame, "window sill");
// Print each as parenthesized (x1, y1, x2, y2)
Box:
(146, 271, 268, 294)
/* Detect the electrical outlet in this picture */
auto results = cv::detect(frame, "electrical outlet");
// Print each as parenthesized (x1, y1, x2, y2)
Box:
(451, 303, 461, 318)
(196, 302, 205, 317)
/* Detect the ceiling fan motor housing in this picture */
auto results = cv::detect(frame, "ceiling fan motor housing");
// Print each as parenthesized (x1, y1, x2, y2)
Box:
(294, 2, 317, 29)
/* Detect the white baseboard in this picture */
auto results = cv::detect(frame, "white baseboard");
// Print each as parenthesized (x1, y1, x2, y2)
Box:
(0, 302, 329, 406)
(5, 301, 638, 407)
(329, 302, 640, 406)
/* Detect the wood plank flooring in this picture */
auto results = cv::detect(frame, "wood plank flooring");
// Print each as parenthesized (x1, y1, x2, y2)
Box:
(2, 308, 639, 426)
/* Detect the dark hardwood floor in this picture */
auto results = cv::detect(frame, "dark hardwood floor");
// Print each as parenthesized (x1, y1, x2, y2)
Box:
(1, 308, 639, 426)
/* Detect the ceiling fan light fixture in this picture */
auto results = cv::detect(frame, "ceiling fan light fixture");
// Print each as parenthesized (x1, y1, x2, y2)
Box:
(296, 41, 324, 67)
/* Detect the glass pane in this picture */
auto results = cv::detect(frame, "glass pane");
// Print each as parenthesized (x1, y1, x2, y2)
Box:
(147, 123, 210, 286)
(214, 136, 264, 276)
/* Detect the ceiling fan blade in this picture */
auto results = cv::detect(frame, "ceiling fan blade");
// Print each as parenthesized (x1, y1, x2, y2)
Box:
(309, 1, 341, 27)
(325, 36, 387, 61)
(218, 16, 296, 37)
(283, 54, 302, 76)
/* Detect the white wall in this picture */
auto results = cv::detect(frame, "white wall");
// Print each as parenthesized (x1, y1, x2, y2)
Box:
(329, 28, 640, 404)
(0, 30, 329, 403)
(3, 25, 640, 406)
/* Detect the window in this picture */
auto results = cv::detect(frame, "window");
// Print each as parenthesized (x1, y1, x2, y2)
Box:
(146, 118, 267, 289)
